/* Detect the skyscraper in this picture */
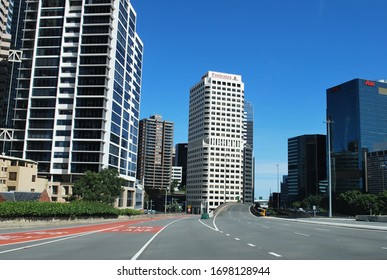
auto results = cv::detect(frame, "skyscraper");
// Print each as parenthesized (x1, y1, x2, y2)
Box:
(175, 143, 188, 188)
(0, 0, 12, 129)
(0, 0, 23, 133)
(137, 115, 174, 209)
(187, 71, 245, 213)
(327, 79, 387, 193)
(243, 100, 254, 203)
(287, 134, 326, 204)
(1, 0, 143, 206)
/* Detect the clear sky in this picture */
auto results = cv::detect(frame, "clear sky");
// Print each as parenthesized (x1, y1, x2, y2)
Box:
(131, 0, 387, 199)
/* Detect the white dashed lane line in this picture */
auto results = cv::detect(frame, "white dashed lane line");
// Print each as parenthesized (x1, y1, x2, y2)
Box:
(294, 232, 310, 237)
(315, 228, 330, 232)
(247, 243, 256, 247)
(268, 252, 282, 258)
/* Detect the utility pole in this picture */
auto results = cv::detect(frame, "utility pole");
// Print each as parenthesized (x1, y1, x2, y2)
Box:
(276, 164, 280, 212)
(224, 153, 228, 204)
(381, 163, 386, 192)
(326, 118, 334, 218)
(165, 187, 168, 214)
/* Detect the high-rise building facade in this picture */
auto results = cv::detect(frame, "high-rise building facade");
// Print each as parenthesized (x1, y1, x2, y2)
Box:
(0, 0, 23, 134)
(137, 115, 174, 192)
(0, 0, 12, 129)
(187, 71, 245, 213)
(367, 150, 387, 194)
(1, 0, 144, 207)
(287, 134, 326, 203)
(243, 100, 254, 203)
(327, 79, 387, 193)
(174, 143, 187, 188)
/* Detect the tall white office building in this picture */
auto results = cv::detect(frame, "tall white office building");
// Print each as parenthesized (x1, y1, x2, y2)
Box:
(3, 0, 143, 207)
(187, 71, 245, 213)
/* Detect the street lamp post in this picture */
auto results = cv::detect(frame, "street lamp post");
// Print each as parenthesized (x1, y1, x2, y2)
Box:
(164, 187, 168, 214)
(326, 118, 334, 218)
(381, 164, 386, 192)
(224, 153, 228, 204)
(276, 164, 279, 212)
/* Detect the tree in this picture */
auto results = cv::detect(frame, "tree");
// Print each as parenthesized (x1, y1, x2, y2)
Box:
(170, 179, 179, 194)
(336, 190, 378, 216)
(71, 168, 125, 205)
(377, 191, 387, 215)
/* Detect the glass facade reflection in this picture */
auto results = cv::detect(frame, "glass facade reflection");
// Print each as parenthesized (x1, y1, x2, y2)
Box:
(327, 79, 387, 193)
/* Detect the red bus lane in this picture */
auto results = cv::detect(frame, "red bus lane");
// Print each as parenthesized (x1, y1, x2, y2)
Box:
(0, 216, 177, 246)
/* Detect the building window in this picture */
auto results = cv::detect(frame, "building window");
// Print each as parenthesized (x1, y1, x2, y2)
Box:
(9, 172, 17, 181)
(126, 191, 133, 207)
(8, 186, 16, 191)
(32, 175, 36, 182)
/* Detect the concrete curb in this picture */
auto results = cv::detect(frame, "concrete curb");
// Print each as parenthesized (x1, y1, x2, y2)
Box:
(356, 215, 387, 222)
(265, 216, 387, 231)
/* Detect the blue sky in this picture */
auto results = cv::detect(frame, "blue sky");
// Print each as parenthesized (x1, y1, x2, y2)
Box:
(131, 0, 387, 199)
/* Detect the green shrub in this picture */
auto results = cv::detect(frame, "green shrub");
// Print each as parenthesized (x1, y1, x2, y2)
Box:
(117, 208, 142, 216)
(0, 201, 121, 219)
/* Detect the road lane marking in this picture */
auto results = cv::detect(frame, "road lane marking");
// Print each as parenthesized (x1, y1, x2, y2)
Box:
(381, 247, 387, 250)
(0, 219, 165, 247)
(0, 236, 23, 240)
(268, 252, 282, 258)
(315, 228, 330, 232)
(108, 226, 163, 233)
(235, 238, 240, 241)
(294, 232, 310, 237)
(263, 226, 270, 229)
(131, 219, 183, 260)
(0, 224, 125, 255)
(198, 219, 218, 232)
(213, 203, 233, 231)
(226, 234, 231, 236)
(247, 243, 256, 247)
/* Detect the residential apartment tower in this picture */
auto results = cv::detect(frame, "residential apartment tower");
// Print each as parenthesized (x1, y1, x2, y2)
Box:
(1, 0, 144, 207)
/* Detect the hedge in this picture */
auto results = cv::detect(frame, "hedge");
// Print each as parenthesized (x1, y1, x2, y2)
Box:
(0, 201, 142, 219)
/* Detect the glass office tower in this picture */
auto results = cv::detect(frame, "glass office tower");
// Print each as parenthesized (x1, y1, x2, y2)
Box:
(326, 79, 387, 193)
(2, 0, 143, 202)
(287, 134, 326, 203)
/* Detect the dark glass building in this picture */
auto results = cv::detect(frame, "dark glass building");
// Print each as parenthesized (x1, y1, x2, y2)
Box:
(287, 134, 327, 203)
(243, 100, 254, 203)
(175, 143, 188, 188)
(327, 79, 387, 193)
(367, 150, 387, 194)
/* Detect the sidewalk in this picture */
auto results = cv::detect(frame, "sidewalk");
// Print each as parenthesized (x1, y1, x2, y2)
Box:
(267, 216, 387, 231)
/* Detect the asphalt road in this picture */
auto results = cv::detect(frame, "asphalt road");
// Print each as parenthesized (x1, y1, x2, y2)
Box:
(1, 204, 387, 260)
